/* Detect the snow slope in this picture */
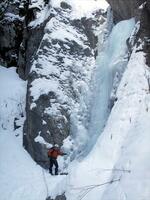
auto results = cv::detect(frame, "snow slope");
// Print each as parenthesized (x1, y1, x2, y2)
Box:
(0, 67, 68, 200)
(101, 50, 150, 200)
(0, 66, 26, 143)
(0, 131, 68, 200)
(65, 25, 150, 200)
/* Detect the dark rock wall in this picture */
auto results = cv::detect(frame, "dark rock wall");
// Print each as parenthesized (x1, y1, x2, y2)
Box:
(138, 3, 150, 66)
(0, 1, 24, 67)
(106, 0, 145, 23)
(18, 14, 53, 80)
(0, 0, 50, 79)
(46, 193, 66, 200)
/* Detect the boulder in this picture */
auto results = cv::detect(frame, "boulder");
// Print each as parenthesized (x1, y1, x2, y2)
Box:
(60, 1, 72, 10)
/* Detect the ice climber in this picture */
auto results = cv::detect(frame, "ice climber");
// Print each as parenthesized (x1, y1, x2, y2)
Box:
(47, 144, 66, 175)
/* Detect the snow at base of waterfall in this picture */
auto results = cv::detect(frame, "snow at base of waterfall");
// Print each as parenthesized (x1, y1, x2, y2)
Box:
(65, 48, 150, 200)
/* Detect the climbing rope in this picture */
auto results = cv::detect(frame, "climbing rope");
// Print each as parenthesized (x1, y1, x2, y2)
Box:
(72, 178, 121, 200)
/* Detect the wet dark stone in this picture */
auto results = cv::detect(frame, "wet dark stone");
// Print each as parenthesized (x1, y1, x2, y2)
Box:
(46, 194, 66, 200)
(106, 0, 145, 23)
(60, 2, 72, 10)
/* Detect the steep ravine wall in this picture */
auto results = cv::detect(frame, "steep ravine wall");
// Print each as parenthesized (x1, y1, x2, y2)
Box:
(106, 0, 144, 23)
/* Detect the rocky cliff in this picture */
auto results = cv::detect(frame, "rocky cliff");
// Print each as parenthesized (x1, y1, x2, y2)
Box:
(0, 0, 24, 68)
(106, 0, 144, 22)
(23, 1, 106, 165)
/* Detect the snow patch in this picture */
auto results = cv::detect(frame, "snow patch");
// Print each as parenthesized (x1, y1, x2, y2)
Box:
(51, 0, 109, 19)
(30, 78, 66, 102)
(0, 131, 67, 200)
(66, 48, 150, 200)
(0, 66, 26, 143)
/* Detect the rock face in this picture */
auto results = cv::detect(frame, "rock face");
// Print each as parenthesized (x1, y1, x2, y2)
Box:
(0, 0, 106, 169)
(0, 0, 106, 166)
(106, 0, 145, 23)
(46, 194, 66, 200)
(23, 1, 106, 165)
(0, 0, 40, 79)
(0, 0, 49, 79)
(0, 1, 24, 67)
(139, 2, 150, 66)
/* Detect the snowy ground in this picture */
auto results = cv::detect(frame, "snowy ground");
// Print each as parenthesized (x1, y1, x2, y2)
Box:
(0, 131, 68, 200)
(65, 42, 150, 200)
(101, 50, 150, 200)
(0, 66, 26, 142)
(0, 67, 68, 200)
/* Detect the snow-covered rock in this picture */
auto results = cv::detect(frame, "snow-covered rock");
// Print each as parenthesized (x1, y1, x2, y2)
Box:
(24, 0, 107, 165)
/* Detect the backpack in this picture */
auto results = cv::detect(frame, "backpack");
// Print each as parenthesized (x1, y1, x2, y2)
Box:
(47, 148, 54, 157)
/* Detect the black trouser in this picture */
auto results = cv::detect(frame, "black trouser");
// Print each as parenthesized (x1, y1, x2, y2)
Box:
(49, 157, 58, 175)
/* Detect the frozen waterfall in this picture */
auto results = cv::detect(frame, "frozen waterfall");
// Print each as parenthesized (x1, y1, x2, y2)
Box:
(83, 18, 135, 156)
(66, 18, 136, 200)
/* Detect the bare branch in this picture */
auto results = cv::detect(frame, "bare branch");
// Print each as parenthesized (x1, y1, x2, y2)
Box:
(72, 179, 121, 200)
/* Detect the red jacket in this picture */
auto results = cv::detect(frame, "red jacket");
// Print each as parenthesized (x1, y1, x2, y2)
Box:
(48, 147, 64, 159)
